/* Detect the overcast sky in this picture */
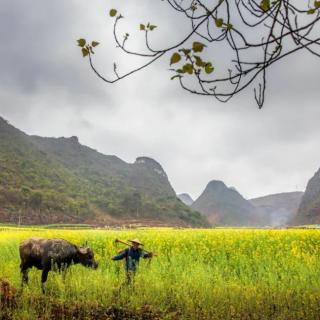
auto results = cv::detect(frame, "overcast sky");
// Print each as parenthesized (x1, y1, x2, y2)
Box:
(1, 0, 320, 200)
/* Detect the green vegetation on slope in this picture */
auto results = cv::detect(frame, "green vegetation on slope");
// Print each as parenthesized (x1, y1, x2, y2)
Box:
(0, 117, 207, 226)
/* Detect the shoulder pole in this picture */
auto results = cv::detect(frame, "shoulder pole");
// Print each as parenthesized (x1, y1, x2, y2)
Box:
(115, 238, 154, 255)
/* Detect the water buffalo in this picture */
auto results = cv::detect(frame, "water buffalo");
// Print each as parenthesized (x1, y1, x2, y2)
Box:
(19, 237, 98, 293)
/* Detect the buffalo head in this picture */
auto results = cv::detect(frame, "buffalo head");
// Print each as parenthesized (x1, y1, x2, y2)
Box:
(77, 247, 98, 269)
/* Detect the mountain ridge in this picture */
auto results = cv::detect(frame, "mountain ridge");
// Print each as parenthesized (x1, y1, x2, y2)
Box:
(178, 193, 194, 206)
(250, 191, 303, 226)
(293, 168, 320, 225)
(0, 116, 207, 227)
(191, 180, 258, 226)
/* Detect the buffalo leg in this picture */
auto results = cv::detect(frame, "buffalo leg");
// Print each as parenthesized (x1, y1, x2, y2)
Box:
(20, 263, 29, 287)
(41, 268, 50, 293)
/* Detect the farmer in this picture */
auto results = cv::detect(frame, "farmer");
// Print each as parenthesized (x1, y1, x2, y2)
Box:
(111, 239, 153, 283)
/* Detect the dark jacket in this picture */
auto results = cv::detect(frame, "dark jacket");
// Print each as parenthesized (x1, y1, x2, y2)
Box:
(112, 247, 151, 271)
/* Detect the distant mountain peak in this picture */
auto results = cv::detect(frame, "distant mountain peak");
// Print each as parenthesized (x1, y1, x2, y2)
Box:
(135, 156, 161, 167)
(54, 136, 79, 144)
(69, 136, 79, 143)
(135, 157, 167, 178)
(192, 179, 256, 226)
(178, 193, 194, 206)
(207, 180, 226, 188)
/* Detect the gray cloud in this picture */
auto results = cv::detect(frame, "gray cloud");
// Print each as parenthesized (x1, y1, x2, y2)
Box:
(1, 0, 319, 200)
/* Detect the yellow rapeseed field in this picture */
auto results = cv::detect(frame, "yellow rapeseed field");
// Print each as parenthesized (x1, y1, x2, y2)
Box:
(0, 227, 319, 319)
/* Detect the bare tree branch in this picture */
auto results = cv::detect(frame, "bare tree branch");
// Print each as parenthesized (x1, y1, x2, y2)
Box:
(78, 0, 320, 108)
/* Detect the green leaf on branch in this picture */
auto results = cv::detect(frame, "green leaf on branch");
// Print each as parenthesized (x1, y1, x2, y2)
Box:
(194, 56, 206, 67)
(260, 0, 270, 12)
(307, 8, 316, 14)
(192, 42, 206, 53)
(205, 62, 214, 74)
(140, 24, 145, 30)
(82, 48, 89, 57)
(91, 41, 100, 47)
(77, 39, 86, 47)
(182, 63, 194, 74)
(149, 25, 157, 31)
(180, 49, 191, 56)
(109, 9, 117, 17)
(215, 18, 224, 27)
(170, 52, 181, 65)
(315, 1, 320, 8)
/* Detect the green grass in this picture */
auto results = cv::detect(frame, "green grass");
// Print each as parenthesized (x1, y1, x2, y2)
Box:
(0, 228, 320, 319)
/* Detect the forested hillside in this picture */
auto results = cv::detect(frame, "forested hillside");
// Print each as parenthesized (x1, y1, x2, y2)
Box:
(0, 117, 207, 226)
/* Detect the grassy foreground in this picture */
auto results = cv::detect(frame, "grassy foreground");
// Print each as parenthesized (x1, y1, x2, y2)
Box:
(0, 227, 320, 319)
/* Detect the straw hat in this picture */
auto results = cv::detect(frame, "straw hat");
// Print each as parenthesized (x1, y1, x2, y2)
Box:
(128, 239, 143, 245)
